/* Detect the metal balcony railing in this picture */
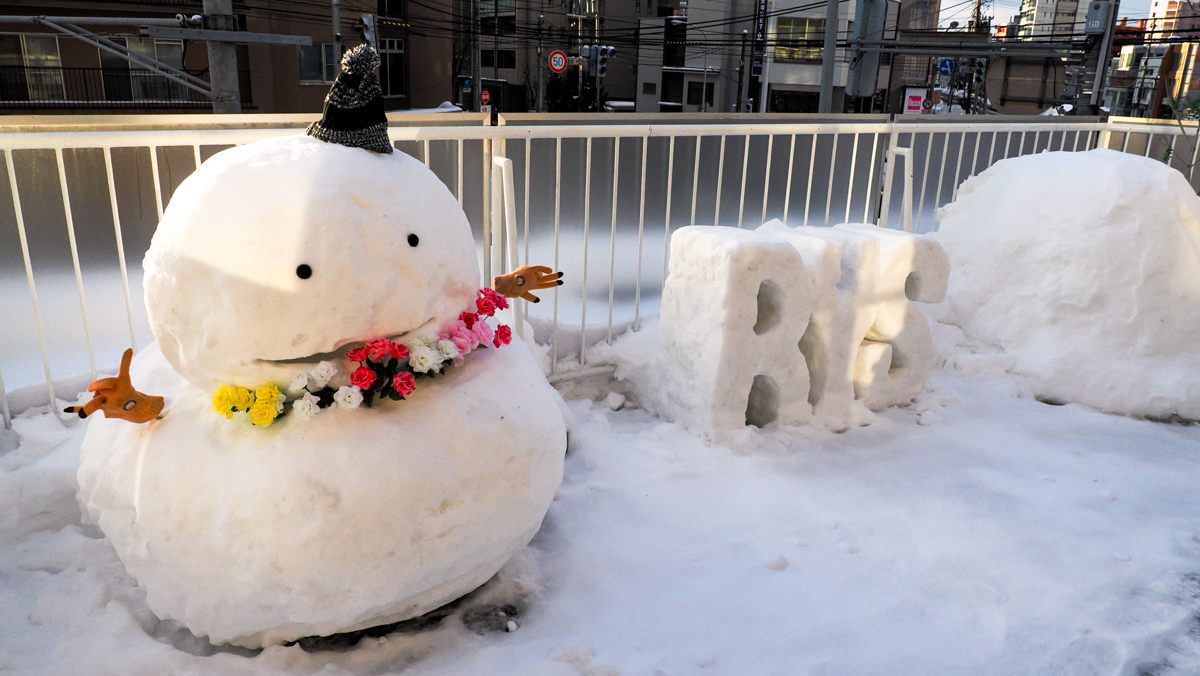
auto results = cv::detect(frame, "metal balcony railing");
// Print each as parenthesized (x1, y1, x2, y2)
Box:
(0, 113, 1195, 427)
(0, 66, 251, 108)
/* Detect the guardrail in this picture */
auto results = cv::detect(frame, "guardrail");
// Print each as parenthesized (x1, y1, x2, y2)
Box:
(1, 114, 1195, 427)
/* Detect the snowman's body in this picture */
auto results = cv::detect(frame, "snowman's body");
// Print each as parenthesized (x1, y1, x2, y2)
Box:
(76, 136, 567, 648)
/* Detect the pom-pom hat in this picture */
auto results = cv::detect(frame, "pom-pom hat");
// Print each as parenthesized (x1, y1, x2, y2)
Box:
(306, 44, 393, 154)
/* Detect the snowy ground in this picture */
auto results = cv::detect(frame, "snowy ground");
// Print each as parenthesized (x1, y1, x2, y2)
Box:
(3, 338, 1200, 674)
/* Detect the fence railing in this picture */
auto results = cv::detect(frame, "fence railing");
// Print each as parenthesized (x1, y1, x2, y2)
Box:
(2, 113, 1196, 427)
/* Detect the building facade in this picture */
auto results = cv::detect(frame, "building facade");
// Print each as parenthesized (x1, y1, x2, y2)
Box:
(1015, 0, 1079, 39)
(0, 1, 453, 114)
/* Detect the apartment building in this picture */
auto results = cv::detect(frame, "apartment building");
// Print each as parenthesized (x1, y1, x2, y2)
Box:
(0, 1, 453, 113)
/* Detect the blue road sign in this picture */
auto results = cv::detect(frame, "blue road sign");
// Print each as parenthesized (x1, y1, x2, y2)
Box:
(938, 59, 955, 77)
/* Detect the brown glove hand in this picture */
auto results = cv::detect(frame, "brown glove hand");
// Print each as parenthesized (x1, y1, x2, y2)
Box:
(493, 265, 564, 304)
(64, 348, 165, 423)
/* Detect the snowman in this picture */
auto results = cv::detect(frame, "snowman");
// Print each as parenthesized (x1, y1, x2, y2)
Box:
(76, 46, 569, 648)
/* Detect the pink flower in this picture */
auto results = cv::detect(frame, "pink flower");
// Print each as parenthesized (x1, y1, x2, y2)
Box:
(345, 346, 369, 363)
(350, 365, 376, 390)
(481, 287, 509, 310)
(476, 294, 497, 317)
(392, 372, 416, 396)
(366, 338, 407, 362)
(443, 320, 479, 355)
(493, 324, 512, 348)
(459, 311, 478, 329)
(471, 318, 494, 347)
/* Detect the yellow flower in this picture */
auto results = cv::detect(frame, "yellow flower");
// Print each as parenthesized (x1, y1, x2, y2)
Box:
(249, 401, 279, 427)
(255, 382, 284, 412)
(231, 386, 255, 411)
(212, 385, 254, 419)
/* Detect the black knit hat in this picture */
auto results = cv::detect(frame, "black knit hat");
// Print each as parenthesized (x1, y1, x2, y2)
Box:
(306, 44, 393, 154)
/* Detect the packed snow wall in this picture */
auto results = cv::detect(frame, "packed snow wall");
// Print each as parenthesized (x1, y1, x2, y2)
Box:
(936, 149, 1200, 420)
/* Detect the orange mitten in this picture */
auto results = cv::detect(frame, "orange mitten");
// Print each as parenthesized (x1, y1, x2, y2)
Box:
(493, 265, 564, 303)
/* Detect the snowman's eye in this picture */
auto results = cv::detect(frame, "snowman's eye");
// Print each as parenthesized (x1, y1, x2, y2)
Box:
(296, 264, 313, 280)
(407, 234, 419, 247)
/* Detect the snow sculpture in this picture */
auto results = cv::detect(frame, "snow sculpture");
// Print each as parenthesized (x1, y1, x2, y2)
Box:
(76, 57, 568, 647)
(839, 224, 949, 411)
(655, 222, 947, 436)
(937, 149, 1200, 419)
(657, 227, 815, 435)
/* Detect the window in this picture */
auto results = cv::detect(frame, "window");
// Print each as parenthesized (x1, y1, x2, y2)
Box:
(480, 0, 517, 35)
(686, 80, 713, 107)
(377, 0, 406, 18)
(379, 37, 406, 97)
(22, 35, 64, 100)
(0, 35, 26, 101)
(299, 43, 338, 83)
(642, 81, 657, 95)
(480, 49, 516, 70)
(774, 18, 825, 63)
(126, 38, 185, 100)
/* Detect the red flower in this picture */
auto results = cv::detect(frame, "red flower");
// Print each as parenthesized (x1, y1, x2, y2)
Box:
(350, 365, 376, 390)
(493, 324, 512, 348)
(476, 294, 497, 317)
(345, 346, 369, 363)
(367, 338, 406, 362)
(392, 342, 410, 361)
(392, 372, 416, 396)
(481, 287, 510, 311)
(459, 311, 478, 329)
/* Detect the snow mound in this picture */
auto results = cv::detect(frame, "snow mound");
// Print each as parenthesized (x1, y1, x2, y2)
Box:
(76, 341, 566, 648)
(936, 149, 1200, 419)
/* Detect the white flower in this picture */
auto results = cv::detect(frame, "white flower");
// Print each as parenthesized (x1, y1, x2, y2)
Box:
(291, 391, 321, 421)
(307, 360, 338, 391)
(333, 385, 363, 410)
(408, 345, 440, 373)
(286, 372, 309, 397)
(437, 339, 460, 361)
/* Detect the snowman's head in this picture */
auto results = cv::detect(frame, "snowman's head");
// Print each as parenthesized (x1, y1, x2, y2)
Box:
(144, 135, 479, 391)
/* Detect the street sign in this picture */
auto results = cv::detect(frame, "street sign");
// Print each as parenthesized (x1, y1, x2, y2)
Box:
(481, 89, 491, 105)
(922, 98, 934, 111)
(903, 87, 925, 114)
(938, 58, 955, 77)
(548, 49, 568, 74)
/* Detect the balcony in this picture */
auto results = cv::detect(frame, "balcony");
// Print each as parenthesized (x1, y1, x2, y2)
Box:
(1, 112, 1194, 415)
(0, 65, 251, 109)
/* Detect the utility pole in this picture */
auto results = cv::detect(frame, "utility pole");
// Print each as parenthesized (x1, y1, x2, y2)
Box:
(492, 0, 499, 80)
(819, 0, 838, 112)
(738, 29, 749, 111)
(203, 0, 240, 113)
(537, 14, 546, 111)
(1089, 0, 1119, 109)
(331, 0, 341, 58)
(472, 0, 482, 111)
(758, 0, 773, 112)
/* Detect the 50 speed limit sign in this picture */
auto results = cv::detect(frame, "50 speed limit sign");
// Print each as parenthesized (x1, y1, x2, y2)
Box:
(548, 50, 568, 75)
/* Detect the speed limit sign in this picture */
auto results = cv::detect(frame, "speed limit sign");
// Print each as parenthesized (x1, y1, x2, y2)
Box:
(548, 50, 568, 75)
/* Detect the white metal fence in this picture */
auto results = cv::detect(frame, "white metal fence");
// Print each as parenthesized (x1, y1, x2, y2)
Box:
(2, 114, 1196, 427)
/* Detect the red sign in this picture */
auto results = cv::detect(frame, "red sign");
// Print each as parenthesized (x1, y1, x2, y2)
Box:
(548, 49, 568, 74)
(480, 89, 491, 105)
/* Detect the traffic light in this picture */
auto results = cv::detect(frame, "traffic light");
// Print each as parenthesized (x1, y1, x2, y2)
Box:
(596, 45, 615, 78)
(580, 44, 594, 76)
(358, 14, 377, 49)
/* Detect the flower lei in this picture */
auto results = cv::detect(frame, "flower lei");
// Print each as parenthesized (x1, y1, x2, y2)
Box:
(211, 288, 513, 427)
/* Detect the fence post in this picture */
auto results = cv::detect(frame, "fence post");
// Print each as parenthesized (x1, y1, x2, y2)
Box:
(0, 366, 11, 431)
(873, 127, 900, 226)
(490, 156, 526, 340)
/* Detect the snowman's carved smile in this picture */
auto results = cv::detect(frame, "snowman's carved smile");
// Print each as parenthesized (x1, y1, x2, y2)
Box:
(256, 316, 436, 366)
